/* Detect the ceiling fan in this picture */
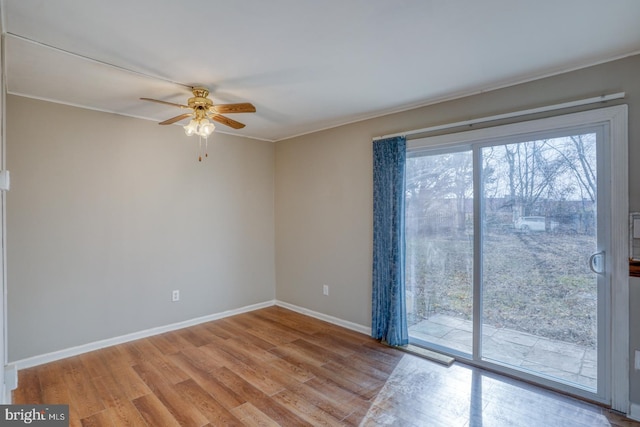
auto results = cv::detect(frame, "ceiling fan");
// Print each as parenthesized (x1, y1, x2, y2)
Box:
(141, 86, 256, 132)
(141, 87, 256, 161)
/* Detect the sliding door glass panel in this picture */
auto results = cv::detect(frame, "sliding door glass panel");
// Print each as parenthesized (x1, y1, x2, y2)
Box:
(480, 134, 598, 390)
(406, 150, 474, 354)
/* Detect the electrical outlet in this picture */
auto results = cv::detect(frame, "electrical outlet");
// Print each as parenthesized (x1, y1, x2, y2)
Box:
(172, 290, 180, 302)
(323, 284, 329, 296)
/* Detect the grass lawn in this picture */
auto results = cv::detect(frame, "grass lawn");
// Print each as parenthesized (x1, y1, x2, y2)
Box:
(406, 230, 597, 346)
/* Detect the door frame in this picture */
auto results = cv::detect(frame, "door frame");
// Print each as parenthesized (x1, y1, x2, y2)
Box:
(408, 105, 628, 411)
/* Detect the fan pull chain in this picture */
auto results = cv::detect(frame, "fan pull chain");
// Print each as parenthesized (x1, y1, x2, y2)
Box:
(196, 135, 210, 162)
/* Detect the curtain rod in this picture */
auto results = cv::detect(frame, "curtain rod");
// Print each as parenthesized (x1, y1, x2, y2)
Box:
(372, 92, 626, 141)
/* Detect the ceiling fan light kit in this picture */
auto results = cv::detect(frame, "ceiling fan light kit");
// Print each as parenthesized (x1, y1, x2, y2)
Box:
(183, 118, 215, 137)
(141, 86, 256, 161)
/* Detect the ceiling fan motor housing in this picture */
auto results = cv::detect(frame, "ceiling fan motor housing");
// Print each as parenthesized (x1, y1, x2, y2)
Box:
(188, 87, 213, 110)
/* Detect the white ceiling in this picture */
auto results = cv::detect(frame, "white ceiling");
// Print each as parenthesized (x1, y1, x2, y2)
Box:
(3, 0, 640, 142)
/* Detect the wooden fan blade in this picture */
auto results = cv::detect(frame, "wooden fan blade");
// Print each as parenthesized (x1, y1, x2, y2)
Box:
(211, 103, 256, 114)
(141, 97, 189, 109)
(159, 113, 193, 125)
(210, 114, 246, 129)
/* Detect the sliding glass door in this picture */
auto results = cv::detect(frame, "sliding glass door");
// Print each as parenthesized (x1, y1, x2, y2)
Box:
(405, 116, 613, 402)
(405, 150, 474, 355)
(479, 132, 603, 391)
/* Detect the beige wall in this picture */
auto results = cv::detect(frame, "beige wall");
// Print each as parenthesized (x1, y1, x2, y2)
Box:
(275, 55, 640, 404)
(6, 95, 275, 361)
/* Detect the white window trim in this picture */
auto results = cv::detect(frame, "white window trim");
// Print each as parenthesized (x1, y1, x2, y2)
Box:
(408, 105, 629, 413)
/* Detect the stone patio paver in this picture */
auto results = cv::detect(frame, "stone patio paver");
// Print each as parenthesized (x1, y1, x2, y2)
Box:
(409, 314, 596, 390)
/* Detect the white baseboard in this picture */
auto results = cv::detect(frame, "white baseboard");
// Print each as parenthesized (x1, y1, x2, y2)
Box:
(275, 300, 371, 336)
(8, 300, 276, 371)
(7, 299, 371, 385)
(629, 402, 640, 421)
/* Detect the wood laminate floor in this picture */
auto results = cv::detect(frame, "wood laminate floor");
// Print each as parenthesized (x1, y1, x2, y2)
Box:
(12, 306, 640, 426)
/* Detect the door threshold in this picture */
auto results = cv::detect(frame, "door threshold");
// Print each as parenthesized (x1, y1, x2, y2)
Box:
(394, 344, 455, 366)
